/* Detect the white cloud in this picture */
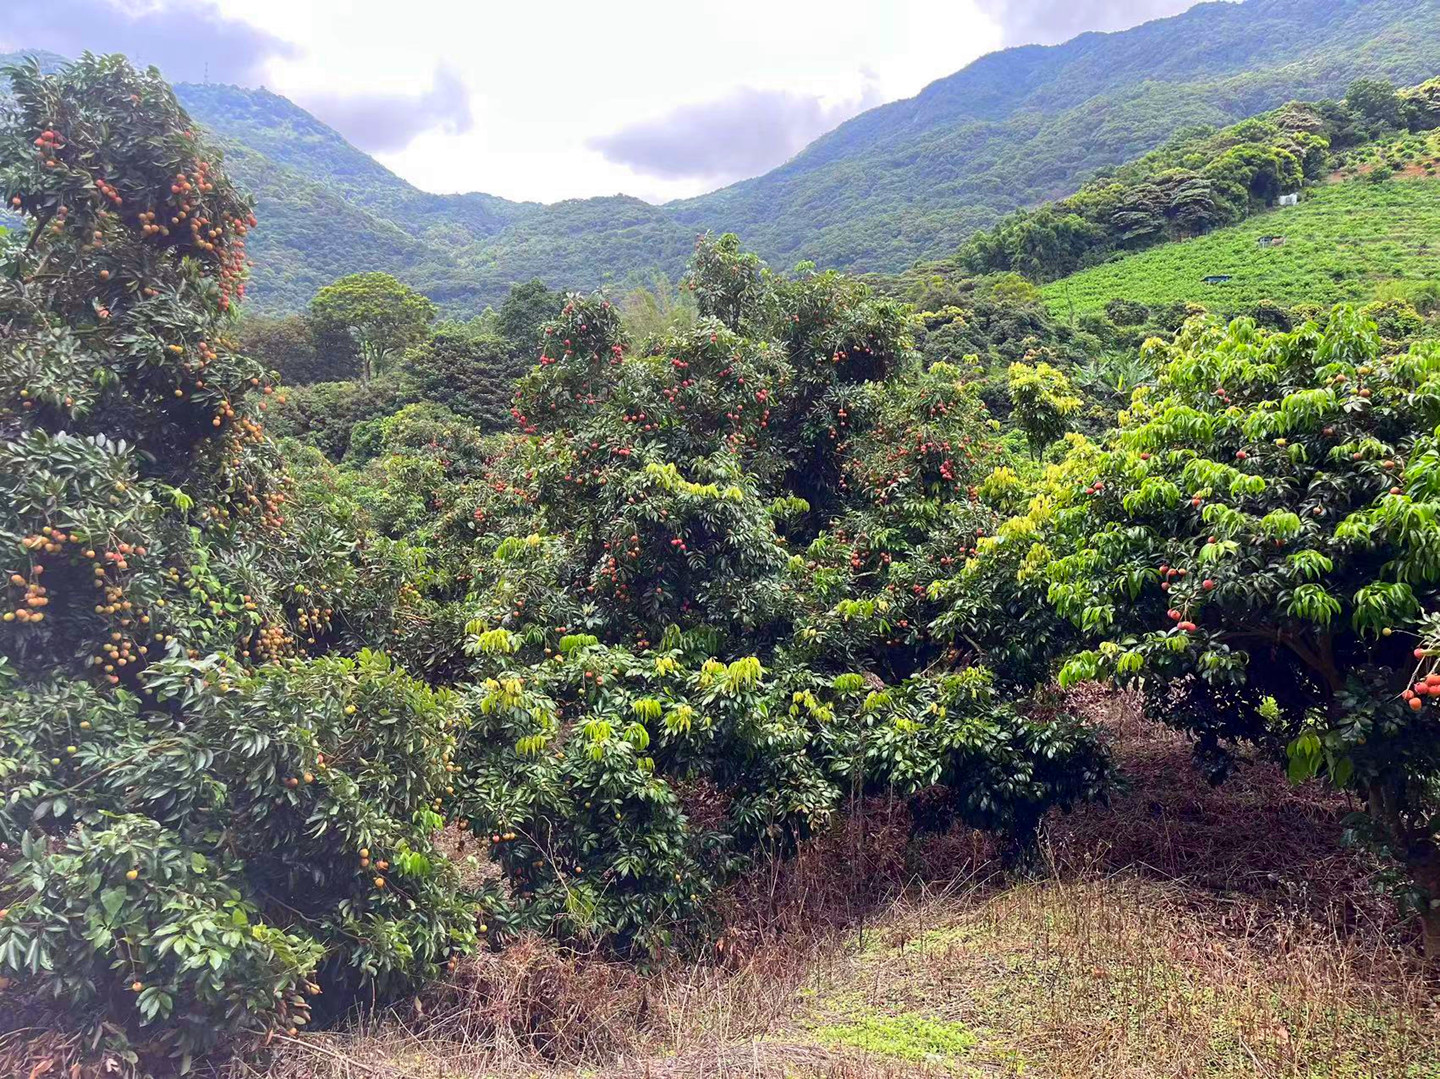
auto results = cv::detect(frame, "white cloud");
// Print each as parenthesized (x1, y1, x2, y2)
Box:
(211, 0, 1006, 202)
(588, 82, 885, 185)
(10, 0, 1207, 204)
(974, 0, 1201, 45)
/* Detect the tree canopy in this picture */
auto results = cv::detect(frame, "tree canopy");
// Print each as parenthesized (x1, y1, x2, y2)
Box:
(309, 271, 436, 380)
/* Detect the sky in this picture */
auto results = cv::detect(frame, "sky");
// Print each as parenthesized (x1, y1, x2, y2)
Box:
(0, 0, 1203, 205)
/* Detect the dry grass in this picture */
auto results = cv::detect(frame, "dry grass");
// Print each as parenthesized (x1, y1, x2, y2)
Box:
(811, 873, 1437, 1078)
(221, 692, 1440, 1079)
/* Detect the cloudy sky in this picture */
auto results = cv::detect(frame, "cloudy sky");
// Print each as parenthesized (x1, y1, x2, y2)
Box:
(1, 0, 1201, 204)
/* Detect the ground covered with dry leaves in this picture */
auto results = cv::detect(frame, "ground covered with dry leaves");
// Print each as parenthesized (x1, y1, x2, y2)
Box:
(226, 691, 1440, 1079)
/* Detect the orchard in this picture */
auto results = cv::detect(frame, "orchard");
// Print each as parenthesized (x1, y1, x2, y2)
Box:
(0, 56, 1113, 1075)
(5, 50, 1440, 1079)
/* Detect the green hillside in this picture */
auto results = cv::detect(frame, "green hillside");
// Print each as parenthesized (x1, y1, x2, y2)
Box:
(1040, 173, 1440, 316)
(8, 0, 1440, 313)
(170, 84, 696, 314)
(171, 83, 533, 238)
(674, 0, 1440, 273)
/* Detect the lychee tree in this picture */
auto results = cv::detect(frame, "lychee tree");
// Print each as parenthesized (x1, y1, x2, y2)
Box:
(450, 627, 1110, 956)
(1007, 357, 1081, 457)
(0, 55, 474, 1072)
(426, 245, 1115, 953)
(995, 309, 1440, 950)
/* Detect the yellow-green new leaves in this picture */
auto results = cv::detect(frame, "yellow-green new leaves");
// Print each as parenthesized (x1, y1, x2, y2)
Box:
(1007, 360, 1082, 455)
(724, 656, 763, 692)
(1258, 510, 1303, 539)
(494, 533, 548, 561)
(642, 461, 741, 502)
(630, 697, 662, 721)
(1278, 386, 1338, 430)
(559, 633, 600, 654)
(663, 702, 702, 735)
(1351, 581, 1419, 635)
(474, 628, 519, 655)
(1180, 457, 1266, 499)
(789, 690, 834, 724)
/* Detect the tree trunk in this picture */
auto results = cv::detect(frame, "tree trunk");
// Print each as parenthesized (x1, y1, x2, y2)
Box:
(1411, 853, 1440, 961)
(1423, 905, 1440, 961)
(1367, 777, 1440, 962)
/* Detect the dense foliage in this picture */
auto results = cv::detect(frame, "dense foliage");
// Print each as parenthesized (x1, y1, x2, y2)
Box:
(260, 276, 558, 458)
(0, 58, 1121, 1074)
(957, 101, 1336, 282)
(326, 238, 1116, 954)
(0, 56, 474, 1072)
(950, 309, 1440, 950)
(4, 41, 1440, 1079)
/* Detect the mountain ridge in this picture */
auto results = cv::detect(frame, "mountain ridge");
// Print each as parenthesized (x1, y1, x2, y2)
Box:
(5, 0, 1439, 312)
(668, 0, 1440, 271)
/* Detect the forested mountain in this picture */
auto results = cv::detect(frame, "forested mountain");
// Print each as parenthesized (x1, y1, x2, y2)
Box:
(7, 0, 1440, 313)
(171, 83, 530, 235)
(673, 0, 1440, 269)
(166, 85, 698, 312)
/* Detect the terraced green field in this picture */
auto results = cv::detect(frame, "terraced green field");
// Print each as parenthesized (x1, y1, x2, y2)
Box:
(1041, 176, 1440, 317)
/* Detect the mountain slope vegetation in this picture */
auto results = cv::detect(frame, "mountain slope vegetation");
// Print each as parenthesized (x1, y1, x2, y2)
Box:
(171, 86, 698, 314)
(11, 0, 1440, 313)
(7, 46, 1440, 1079)
(672, 0, 1440, 272)
(1041, 171, 1440, 316)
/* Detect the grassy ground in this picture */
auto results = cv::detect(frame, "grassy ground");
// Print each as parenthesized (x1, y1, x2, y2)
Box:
(1040, 173, 1440, 318)
(238, 694, 1440, 1079)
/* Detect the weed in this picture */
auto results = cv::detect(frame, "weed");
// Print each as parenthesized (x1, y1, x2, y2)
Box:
(811, 1014, 978, 1064)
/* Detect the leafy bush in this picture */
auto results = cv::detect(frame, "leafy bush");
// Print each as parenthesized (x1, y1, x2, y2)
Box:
(267, 376, 413, 460)
(967, 307, 1440, 950)
(0, 654, 475, 1056)
(333, 238, 1117, 956)
(452, 634, 1109, 955)
(400, 323, 524, 431)
(0, 55, 472, 1072)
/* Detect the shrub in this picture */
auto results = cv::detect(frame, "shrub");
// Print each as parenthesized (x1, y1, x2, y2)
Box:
(452, 634, 1110, 955)
(975, 308, 1440, 951)
(1105, 298, 1150, 326)
(267, 376, 413, 460)
(0, 55, 471, 1072)
(0, 653, 476, 1059)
